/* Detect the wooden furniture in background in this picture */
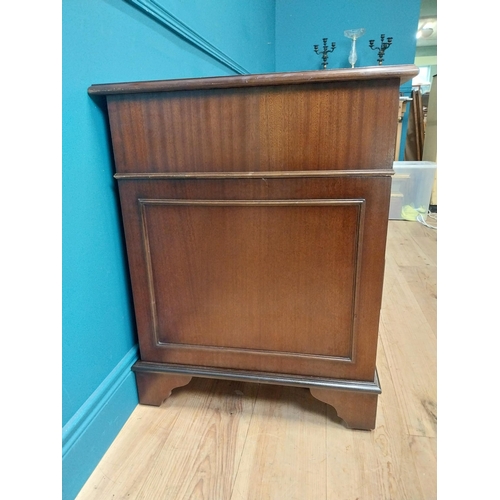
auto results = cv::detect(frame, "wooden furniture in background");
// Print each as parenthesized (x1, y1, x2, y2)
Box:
(395, 96, 411, 160)
(404, 87, 425, 161)
(88, 65, 418, 430)
(423, 75, 437, 206)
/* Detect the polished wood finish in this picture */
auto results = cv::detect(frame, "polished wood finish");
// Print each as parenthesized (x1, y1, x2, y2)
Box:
(118, 177, 391, 381)
(104, 82, 399, 173)
(89, 65, 418, 430)
(88, 65, 420, 95)
(132, 361, 382, 394)
(76, 220, 437, 500)
(134, 372, 192, 406)
(310, 388, 378, 430)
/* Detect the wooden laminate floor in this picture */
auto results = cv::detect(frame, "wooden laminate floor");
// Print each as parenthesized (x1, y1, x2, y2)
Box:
(76, 219, 437, 500)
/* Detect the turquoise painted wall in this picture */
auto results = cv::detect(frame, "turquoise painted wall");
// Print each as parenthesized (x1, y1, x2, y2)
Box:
(62, 1, 275, 498)
(150, 0, 276, 73)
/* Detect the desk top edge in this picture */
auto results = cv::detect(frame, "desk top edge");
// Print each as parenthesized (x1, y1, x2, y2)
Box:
(88, 64, 418, 96)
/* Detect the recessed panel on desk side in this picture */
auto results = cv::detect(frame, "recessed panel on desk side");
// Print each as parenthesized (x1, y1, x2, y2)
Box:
(116, 176, 391, 381)
(141, 200, 362, 358)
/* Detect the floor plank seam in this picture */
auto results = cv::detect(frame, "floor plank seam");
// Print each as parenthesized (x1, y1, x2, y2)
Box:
(229, 383, 260, 500)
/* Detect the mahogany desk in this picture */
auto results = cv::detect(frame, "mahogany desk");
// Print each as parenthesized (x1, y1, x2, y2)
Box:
(89, 65, 418, 430)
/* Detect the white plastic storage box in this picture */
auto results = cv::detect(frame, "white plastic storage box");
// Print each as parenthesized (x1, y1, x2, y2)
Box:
(389, 161, 437, 220)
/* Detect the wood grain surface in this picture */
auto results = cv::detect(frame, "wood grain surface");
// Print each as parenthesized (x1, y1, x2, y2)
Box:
(106, 80, 399, 173)
(89, 67, 422, 434)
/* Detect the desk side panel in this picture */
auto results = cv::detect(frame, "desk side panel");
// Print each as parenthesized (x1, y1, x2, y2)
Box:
(116, 176, 391, 381)
(106, 80, 400, 174)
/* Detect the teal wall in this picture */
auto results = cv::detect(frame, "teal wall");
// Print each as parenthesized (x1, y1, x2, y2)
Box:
(62, 1, 274, 498)
(148, 0, 276, 73)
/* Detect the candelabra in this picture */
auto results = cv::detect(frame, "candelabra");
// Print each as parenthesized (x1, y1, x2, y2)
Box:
(344, 28, 365, 68)
(369, 34, 393, 65)
(313, 38, 336, 69)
